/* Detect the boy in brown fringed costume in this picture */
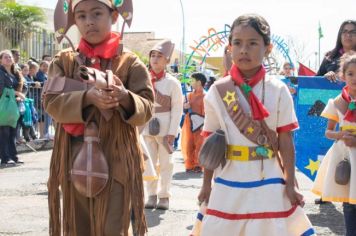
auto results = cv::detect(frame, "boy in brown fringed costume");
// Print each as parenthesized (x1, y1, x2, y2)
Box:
(43, 0, 154, 235)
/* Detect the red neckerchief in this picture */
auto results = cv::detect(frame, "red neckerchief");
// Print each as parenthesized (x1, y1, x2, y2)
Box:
(150, 70, 165, 89)
(341, 86, 356, 122)
(229, 64, 270, 120)
(78, 32, 121, 69)
(62, 32, 121, 137)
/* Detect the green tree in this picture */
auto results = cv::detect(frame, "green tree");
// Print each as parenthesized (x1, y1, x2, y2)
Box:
(0, 2, 45, 47)
(133, 50, 149, 67)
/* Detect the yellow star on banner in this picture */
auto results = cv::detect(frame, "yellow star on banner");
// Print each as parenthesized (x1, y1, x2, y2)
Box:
(223, 91, 236, 106)
(233, 105, 238, 112)
(251, 151, 257, 157)
(247, 127, 254, 134)
(305, 159, 320, 176)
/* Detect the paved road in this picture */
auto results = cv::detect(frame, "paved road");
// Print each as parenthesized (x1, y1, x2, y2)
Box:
(0, 150, 346, 235)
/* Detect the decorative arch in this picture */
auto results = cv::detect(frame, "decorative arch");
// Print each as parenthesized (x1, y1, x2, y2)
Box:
(183, 24, 294, 80)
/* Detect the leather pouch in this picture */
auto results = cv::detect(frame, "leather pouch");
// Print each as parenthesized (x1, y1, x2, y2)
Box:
(70, 121, 109, 198)
(335, 158, 351, 185)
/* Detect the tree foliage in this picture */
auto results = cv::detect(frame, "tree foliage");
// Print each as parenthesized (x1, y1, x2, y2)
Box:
(0, 2, 45, 47)
(0, 2, 45, 26)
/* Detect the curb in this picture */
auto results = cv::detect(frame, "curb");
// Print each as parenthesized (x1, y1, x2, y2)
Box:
(16, 140, 54, 154)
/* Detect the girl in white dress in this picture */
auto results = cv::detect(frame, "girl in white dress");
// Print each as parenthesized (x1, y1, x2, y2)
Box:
(197, 14, 314, 236)
(312, 52, 356, 236)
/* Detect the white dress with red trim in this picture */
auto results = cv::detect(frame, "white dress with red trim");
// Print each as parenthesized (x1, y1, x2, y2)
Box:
(312, 99, 356, 204)
(200, 76, 315, 236)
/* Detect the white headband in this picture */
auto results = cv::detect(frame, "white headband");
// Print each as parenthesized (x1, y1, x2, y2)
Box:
(72, 0, 113, 11)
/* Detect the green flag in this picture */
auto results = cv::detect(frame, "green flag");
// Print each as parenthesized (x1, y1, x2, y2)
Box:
(318, 22, 324, 39)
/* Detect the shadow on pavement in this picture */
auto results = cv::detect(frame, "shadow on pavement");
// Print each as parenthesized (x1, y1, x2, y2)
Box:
(173, 171, 203, 180)
(0, 163, 20, 169)
(307, 203, 345, 235)
(36, 191, 48, 196)
(145, 208, 166, 228)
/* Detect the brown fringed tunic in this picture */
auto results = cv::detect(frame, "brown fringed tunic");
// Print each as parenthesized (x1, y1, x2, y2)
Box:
(44, 48, 154, 236)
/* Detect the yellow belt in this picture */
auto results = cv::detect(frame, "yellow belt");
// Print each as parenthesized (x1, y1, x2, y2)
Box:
(340, 126, 356, 134)
(227, 145, 274, 162)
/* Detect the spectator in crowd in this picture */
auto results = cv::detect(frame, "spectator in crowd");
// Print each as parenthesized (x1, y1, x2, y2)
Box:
(279, 62, 294, 76)
(42, 54, 52, 62)
(35, 61, 49, 85)
(205, 76, 216, 90)
(317, 20, 356, 81)
(27, 61, 41, 137)
(0, 50, 24, 165)
(14, 65, 29, 144)
(35, 60, 52, 139)
(20, 64, 37, 142)
(171, 58, 179, 73)
(28, 61, 40, 82)
(10, 49, 21, 69)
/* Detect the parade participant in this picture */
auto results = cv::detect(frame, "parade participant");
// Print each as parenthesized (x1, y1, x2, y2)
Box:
(181, 72, 206, 173)
(190, 202, 207, 236)
(142, 39, 183, 210)
(140, 134, 157, 181)
(197, 14, 314, 235)
(317, 20, 356, 81)
(315, 19, 356, 205)
(43, 0, 154, 235)
(312, 51, 356, 236)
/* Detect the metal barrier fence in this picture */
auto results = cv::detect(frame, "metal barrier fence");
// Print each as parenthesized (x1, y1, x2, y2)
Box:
(0, 21, 56, 62)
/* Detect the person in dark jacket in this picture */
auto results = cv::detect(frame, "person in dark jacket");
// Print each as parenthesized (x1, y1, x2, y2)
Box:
(0, 50, 25, 165)
(317, 20, 356, 81)
(35, 60, 52, 139)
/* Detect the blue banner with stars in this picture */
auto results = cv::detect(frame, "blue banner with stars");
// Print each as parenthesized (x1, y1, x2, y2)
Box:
(289, 77, 345, 180)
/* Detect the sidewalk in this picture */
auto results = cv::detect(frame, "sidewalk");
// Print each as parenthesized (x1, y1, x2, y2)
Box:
(0, 150, 345, 235)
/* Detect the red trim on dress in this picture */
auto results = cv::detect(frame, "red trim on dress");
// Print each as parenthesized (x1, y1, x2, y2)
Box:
(206, 205, 298, 220)
(277, 122, 299, 133)
(200, 131, 212, 137)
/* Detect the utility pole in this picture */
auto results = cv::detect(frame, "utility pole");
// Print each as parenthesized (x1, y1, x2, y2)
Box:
(179, 0, 185, 71)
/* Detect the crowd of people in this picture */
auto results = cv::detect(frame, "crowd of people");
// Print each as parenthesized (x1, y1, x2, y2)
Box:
(1, 0, 355, 235)
(0, 49, 53, 165)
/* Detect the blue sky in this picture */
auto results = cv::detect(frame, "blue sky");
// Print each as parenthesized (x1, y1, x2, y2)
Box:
(20, 0, 355, 69)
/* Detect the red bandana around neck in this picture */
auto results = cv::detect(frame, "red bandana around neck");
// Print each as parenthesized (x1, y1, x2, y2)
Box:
(62, 33, 120, 136)
(341, 86, 356, 122)
(150, 70, 166, 89)
(78, 32, 121, 69)
(229, 64, 270, 120)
